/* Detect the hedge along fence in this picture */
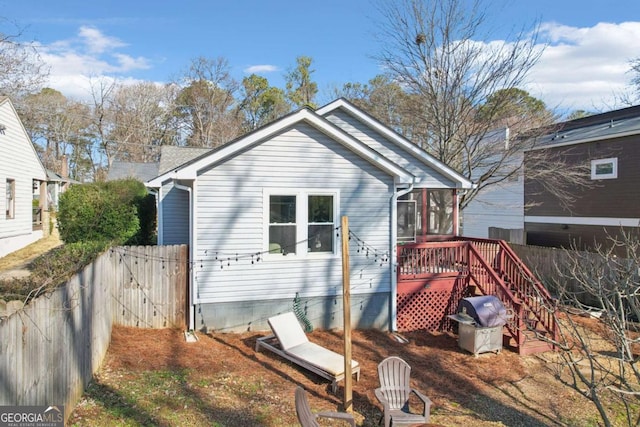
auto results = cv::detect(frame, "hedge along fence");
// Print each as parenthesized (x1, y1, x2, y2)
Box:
(0, 244, 188, 421)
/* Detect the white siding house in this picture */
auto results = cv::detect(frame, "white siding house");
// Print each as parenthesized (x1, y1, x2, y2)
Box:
(147, 99, 473, 332)
(461, 128, 525, 239)
(0, 98, 48, 258)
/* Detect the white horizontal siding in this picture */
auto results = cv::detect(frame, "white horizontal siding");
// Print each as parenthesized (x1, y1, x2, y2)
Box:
(462, 178, 524, 238)
(0, 100, 46, 252)
(194, 123, 393, 304)
(324, 110, 455, 188)
(462, 149, 524, 238)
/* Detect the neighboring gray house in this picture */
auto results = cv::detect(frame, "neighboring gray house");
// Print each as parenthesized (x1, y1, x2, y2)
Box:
(107, 146, 212, 182)
(147, 99, 473, 333)
(0, 97, 48, 258)
(46, 161, 78, 210)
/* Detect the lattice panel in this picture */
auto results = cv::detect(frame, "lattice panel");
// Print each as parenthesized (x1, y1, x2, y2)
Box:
(397, 281, 468, 332)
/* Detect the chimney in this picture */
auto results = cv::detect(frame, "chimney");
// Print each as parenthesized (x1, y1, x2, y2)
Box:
(61, 155, 69, 178)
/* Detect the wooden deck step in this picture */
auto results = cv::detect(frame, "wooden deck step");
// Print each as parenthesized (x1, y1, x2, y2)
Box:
(503, 331, 555, 355)
(517, 338, 554, 356)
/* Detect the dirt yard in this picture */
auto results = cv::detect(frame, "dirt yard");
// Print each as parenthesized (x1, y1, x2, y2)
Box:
(0, 236, 611, 426)
(0, 226, 61, 278)
(67, 321, 606, 427)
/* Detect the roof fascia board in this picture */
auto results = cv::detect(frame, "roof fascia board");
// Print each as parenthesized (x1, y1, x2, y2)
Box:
(317, 98, 474, 189)
(525, 129, 640, 152)
(147, 108, 414, 186)
(2, 97, 48, 180)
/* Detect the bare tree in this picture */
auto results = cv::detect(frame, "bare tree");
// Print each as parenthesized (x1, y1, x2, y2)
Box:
(332, 74, 413, 132)
(174, 56, 242, 148)
(618, 56, 640, 107)
(373, 0, 553, 209)
(20, 88, 91, 174)
(87, 76, 118, 180)
(109, 81, 180, 162)
(0, 21, 48, 98)
(539, 230, 640, 426)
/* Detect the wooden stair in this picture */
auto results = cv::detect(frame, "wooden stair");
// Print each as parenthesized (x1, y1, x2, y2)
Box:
(504, 329, 554, 355)
(463, 238, 558, 355)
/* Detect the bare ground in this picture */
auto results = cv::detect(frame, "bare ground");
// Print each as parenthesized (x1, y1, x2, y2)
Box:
(0, 226, 62, 279)
(68, 323, 605, 426)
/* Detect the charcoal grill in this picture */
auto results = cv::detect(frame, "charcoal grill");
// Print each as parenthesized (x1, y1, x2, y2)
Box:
(448, 295, 510, 356)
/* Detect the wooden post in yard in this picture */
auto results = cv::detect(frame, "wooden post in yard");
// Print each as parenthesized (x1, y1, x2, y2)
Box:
(341, 216, 353, 413)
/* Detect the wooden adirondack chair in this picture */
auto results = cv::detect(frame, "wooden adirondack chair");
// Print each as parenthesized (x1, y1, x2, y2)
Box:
(294, 386, 356, 427)
(375, 356, 432, 427)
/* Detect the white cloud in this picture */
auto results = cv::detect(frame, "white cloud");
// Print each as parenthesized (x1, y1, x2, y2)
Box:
(35, 26, 152, 101)
(524, 21, 640, 113)
(243, 64, 279, 74)
(77, 26, 126, 54)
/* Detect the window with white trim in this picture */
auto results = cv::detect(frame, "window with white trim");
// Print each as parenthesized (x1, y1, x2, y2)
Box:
(266, 190, 338, 256)
(591, 157, 617, 180)
(6, 179, 15, 219)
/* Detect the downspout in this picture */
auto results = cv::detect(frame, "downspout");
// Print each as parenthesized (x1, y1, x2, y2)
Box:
(456, 188, 469, 236)
(146, 187, 161, 243)
(174, 181, 195, 331)
(390, 181, 414, 331)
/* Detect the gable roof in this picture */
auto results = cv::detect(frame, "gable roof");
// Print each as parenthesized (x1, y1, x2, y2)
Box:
(107, 161, 160, 182)
(0, 97, 47, 181)
(316, 98, 473, 189)
(147, 106, 417, 187)
(46, 169, 79, 184)
(158, 146, 211, 174)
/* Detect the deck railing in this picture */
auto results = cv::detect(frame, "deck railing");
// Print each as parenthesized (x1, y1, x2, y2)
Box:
(397, 241, 468, 279)
(398, 238, 558, 350)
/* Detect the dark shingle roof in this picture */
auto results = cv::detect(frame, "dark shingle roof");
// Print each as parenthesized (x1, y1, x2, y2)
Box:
(106, 146, 213, 183)
(531, 105, 640, 149)
(46, 169, 80, 184)
(158, 146, 211, 174)
(107, 162, 160, 182)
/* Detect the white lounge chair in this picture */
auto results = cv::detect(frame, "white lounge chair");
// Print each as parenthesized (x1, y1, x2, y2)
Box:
(255, 312, 360, 393)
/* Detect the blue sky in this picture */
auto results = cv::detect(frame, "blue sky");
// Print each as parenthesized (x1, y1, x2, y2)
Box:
(2, 0, 640, 114)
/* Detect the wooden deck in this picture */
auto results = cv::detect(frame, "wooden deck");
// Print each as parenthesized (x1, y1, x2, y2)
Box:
(397, 238, 558, 355)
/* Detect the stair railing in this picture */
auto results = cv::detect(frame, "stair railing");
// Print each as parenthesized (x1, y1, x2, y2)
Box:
(495, 240, 558, 343)
(460, 237, 558, 345)
(466, 243, 525, 347)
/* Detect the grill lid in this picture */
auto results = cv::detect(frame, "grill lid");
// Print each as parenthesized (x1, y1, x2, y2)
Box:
(458, 295, 508, 327)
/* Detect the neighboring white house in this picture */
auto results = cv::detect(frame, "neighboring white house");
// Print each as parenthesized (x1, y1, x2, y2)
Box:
(147, 99, 474, 333)
(46, 157, 78, 210)
(0, 97, 48, 258)
(461, 127, 525, 240)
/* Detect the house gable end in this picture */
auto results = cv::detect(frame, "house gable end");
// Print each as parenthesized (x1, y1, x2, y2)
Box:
(317, 98, 473, 189)
(147, 107, 414, 187)
(0, 98, 47, 181)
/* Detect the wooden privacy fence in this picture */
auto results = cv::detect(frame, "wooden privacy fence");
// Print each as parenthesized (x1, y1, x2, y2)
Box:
(0, 244, 187, 421)
(111, 245, 188, 328)
(510, 244, 602, 307)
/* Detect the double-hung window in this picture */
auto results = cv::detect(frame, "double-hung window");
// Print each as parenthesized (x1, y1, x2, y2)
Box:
(266, 189, 338, 257)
